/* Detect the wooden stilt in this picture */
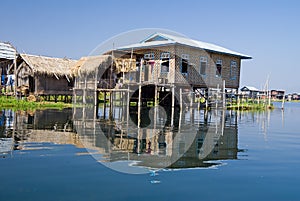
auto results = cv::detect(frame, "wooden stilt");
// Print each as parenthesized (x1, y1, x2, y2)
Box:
(190, 89, 193, 109)
(190, 89, 194, 124)
(96, 91, 99, 119)
(154, 85, 158, 106)
(103, 91, 106, 119)
(127, 85, 130, 126)
(222, 80, 226, 109)
(138, 59, 143, 128)
(281, 91, 285, 110)
(138, 86, 142, 128)
(216, 84, 219, 109)
(205, 88, 209, 110)
(180, 88, 183, 111)
(109, 92, 113, 120)
(171, 85, 175, 127)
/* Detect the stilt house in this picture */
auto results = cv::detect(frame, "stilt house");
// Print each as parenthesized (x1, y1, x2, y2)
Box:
(117, 32, 252, 92)
(16, 54, 76, 97)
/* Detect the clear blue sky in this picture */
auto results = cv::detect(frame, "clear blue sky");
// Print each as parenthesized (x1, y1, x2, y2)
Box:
(1, 0, 300, 93)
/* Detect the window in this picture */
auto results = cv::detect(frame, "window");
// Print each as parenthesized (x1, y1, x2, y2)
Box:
(144, 53, 155, 60)
(160, 52, 170, 73)
(200, 56, 207, 75)
(181, 54, 189, 74)
(230, 61, 237, 79)
(216, 59, 222, 77)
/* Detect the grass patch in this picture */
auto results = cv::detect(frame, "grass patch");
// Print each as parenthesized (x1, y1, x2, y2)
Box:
(227, 102, 274, 111)
(0, 96, 72, 110)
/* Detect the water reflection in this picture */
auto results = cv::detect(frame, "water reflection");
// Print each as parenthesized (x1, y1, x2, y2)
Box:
(0, 107, 240, 172)
(0, 109, 77, 154)
(73, 105, 239, 173)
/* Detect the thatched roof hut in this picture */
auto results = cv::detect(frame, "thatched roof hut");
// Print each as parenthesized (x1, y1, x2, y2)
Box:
(73, 55, 115, 90)
(20, 54, 76, 79)
(72, 55, 112, 76)
(16, 54, 77, 96)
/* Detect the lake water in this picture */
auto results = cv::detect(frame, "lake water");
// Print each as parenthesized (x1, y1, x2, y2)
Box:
(0, 102, 300, 201)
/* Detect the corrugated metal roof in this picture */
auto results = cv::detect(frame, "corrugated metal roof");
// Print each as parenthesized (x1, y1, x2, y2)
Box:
(0, 42, 16, 60)
(118, 33, 252, 59)
(241, 86, 260, 91)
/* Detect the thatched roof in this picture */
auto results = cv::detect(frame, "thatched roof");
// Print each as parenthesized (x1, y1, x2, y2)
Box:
(72, 55, 112, 76)
(20, 54, 76, 78)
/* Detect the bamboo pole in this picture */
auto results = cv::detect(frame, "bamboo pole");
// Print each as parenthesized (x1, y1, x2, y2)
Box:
(103, 91, 106, 119)
(138, 58, 143, 128)
(216, 84, 219, 109)
(109, 92, 113, 120)
(180, 88, 183, 111)
(222, 80, 226, 109)
(171, 85, 175, 127)
(127, 85, 130, 128)
(154, 84, 158, 106)
(14, 51, 17, 98)
(190, 89, 193, 109)
(190, 89, 194, 124)
(281, 92, 285, 110)
(205, 89, 208, 110)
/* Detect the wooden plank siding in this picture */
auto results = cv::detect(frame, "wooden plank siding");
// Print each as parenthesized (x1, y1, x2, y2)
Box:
(126, 44, 242, 89)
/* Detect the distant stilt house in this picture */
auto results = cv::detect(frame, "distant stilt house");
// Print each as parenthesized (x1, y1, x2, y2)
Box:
(240, 86, 261, 98)
(16, 54, 76, 98)
(270, 89, 285, 100)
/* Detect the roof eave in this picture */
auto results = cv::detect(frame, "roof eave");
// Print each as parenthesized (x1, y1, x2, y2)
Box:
(117, 42, 176, 51)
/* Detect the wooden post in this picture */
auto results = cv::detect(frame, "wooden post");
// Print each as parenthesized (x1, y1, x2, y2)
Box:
(190, 89, 194, 124)
(171, 85, 175, 127)
(127, 86, 130, 127)
(179, 88, 183, 131)
(96, 91, 99, 119)
(268, 89, 271, 108)
(103, 91, 106, 119)
(109, 91, 113, 120)
(180, 88, 183, 111)
(222, 80, 226, 109)
(205, 88, 208, 110)
(83, 77, 87, 104)
(281, 91, 285, 110)
(237, 89, 240, 110)
(221, 109, 225, 136)
(190, 89, 193, 109)
(138, 58, 143, 128)
(197, 89, 200, 110)
(14, 51, 17, 98)
(154, 84, 158, 106)
(216, 84, 219, 109)
(94, 68, 98, 107)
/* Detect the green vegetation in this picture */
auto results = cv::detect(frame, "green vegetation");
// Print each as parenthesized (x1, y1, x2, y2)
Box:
(226, 102, 274, 111)
(0, 96, 72, 110)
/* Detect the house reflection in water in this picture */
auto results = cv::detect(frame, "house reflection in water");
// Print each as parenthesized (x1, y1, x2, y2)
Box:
(1, 107, 238, 170)
(0, 108, 78, 149)
(73, 105, 238, 170)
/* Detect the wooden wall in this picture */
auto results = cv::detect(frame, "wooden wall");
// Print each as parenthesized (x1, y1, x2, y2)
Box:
(35, 75, 73, 95)
(128, 44, 242, 89)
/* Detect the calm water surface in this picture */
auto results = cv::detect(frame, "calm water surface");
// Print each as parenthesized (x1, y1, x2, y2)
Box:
(0, 102, 299, 201)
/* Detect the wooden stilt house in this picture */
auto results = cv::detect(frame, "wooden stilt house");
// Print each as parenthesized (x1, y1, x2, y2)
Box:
(16, 54, 76, 97)
(117, 32, 252, 91)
